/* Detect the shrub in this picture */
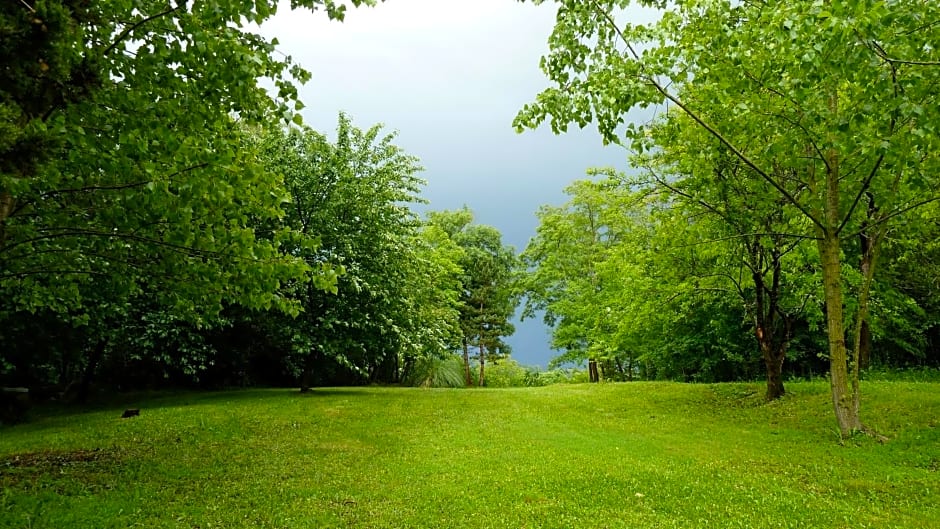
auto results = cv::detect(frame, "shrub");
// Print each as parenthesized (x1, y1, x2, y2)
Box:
(404, 356, 466, 388)
(484, 359, 530, 387)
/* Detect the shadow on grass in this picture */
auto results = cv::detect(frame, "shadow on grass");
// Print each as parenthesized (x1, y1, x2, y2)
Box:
(2, 386, 379, 430)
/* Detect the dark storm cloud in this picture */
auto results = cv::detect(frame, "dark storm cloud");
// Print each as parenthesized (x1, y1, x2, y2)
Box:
(260, 0, 656, 367)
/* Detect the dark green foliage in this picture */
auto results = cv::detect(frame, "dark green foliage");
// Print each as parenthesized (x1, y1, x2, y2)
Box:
(427, 209, 519, 386)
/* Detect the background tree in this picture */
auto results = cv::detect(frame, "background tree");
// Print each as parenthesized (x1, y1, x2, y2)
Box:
(523, 175, 765, 384)
(630, 116, 817, 399)
(427, 209, 519, 386)
(521, 178, 636, 382)
(252, 116, 437, 388)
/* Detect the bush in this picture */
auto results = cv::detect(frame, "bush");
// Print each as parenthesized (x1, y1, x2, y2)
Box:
(404, 356, 466, 388)
(861, 366, 940, 383)
(484, 359, 530, 387)
(522, 367, 591, 386)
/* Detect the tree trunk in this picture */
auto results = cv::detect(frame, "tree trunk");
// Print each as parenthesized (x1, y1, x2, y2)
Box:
(859, 321, 872, 370)
(588, 359, 599, 383)
(0, 191, 13, 246)
(759, 333, 786, 401)
(750, 240, 790, 401)
(478, 343, 485, 387)
(299, 350, 317, 393)
(299, 366, 312, 393)
(76, 339, 106, 403)
(818, 232, 863, 436)
(857, 192, 880, 371)
(851, 245, 878, 420)
(463, 338, 472, 386)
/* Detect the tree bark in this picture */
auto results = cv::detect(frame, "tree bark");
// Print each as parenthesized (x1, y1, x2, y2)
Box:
(478, 343, 485, 387)
(588, 359, 599, 383)
(759, 333, 786, 400)
(818, 232, 863, 436)
(857, 192, 880, 371)
(815, 122, 863, 437)
(463, 338, 472, 386)
(750, 240, 790, 401)
(477, 341, 486, 388)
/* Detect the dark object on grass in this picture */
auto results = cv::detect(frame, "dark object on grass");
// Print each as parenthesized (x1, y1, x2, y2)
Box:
(121, 408, 140, 419)
(1, 387, 30, 424)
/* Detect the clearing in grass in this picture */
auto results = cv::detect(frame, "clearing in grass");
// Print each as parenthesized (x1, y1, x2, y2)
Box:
(1, 381, 938, 528)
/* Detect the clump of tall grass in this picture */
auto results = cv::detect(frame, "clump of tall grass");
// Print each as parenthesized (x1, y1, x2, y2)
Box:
(404, 356, 466, 388)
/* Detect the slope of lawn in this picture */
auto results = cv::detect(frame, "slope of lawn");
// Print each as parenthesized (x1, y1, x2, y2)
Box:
(1, 381, 938, 528)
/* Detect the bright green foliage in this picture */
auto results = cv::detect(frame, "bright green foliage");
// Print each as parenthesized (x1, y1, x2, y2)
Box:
(522, 178, 640, 373)
(523, 175, 762, 382)
(2, 382, 938, 527)
(627, 113, 823, 398)
(252, 115, 446, 385)
(409, 223, 466, 358)
(0, 0, 381, 318)
(427, 209, 519, 386)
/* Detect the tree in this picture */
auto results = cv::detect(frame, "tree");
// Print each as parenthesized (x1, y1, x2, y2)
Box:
(427, 209, 518, 387)
(516, 0, 940, 437)
(521, 178, 635, 382)
(253, 115, 435, 388)
(1, 0, 376, 391)
(629, 117, 818, 399)
(0, 1, 377, 315)
(523, 175, 767, 384)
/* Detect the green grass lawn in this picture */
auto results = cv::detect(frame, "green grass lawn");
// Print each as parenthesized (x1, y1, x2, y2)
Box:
(1, 381, 938, 528)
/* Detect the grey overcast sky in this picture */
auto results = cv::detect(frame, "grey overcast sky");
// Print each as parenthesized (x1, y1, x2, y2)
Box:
(260, 0, 655, 367)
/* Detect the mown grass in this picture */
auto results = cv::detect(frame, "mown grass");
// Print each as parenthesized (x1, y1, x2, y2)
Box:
(1, 381, 938, 528)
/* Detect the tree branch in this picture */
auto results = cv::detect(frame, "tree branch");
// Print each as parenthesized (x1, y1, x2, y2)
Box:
(589, 0, 826, 233)
(0, 269, 110, 280)
(845, 196, 940, 238)
(102, 4, 182, 57)
(835, 153, 884, 236)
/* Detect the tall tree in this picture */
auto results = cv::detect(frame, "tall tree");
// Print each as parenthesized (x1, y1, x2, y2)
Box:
(255, 116, 430, 388)
(427, 209, 518, 386)
(631, 118, 815, 399)
(1, 0, 376, 391)
(516, 0, 940, 437)
(522, 178, 634, 382)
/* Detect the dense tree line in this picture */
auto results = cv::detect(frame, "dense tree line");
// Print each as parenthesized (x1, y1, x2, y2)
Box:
(0, 0, 520, 407)
(522, 177, 939, 384)
(4, 1, 938, 442)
